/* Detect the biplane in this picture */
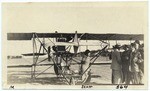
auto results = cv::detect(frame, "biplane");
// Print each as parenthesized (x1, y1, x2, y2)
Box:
(7, 31, 143, 85)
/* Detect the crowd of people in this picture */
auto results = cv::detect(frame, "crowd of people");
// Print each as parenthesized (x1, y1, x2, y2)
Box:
(110, 40, 144, 84)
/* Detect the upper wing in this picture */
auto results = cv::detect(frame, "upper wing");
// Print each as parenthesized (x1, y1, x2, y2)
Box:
(81, 33, 144, 40)
(7, 33, 144, 40)
(7, 33, 77, 40)
(7, 33, 33, 40)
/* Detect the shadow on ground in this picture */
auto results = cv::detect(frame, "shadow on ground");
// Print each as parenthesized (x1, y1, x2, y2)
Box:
(8, 72, 102, 85)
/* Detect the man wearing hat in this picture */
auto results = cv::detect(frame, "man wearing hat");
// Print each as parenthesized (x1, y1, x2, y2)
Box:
(110, 44, 122, 84)
(121, 45, 131, 84)
(134, 40, 140, 50)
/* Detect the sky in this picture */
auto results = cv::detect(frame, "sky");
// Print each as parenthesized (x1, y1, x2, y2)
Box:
(2, 2, 147, 55)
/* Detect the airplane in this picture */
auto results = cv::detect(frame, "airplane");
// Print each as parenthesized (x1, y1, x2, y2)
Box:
(7, 31, 143, 85)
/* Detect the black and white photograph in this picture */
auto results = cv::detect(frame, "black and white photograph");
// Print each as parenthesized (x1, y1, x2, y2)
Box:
(2, 2, 148, 89)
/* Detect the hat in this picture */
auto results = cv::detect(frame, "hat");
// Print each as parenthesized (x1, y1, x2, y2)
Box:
(131, 43, 136, 47)
(84, 49, 90, 56)
(113, 44, 121, 49)
(122, 44, 130, 49)
(135, 40, 140, 45)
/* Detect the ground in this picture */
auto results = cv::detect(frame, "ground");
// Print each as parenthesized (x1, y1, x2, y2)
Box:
(7, 56, 112, 85)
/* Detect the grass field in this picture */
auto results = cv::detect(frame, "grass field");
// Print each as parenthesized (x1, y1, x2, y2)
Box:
(7, 56, 112, 85)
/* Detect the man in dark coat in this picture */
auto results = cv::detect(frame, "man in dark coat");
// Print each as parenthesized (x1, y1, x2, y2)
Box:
(111, 44, 122, 84)
(121, 45, 131, 84)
